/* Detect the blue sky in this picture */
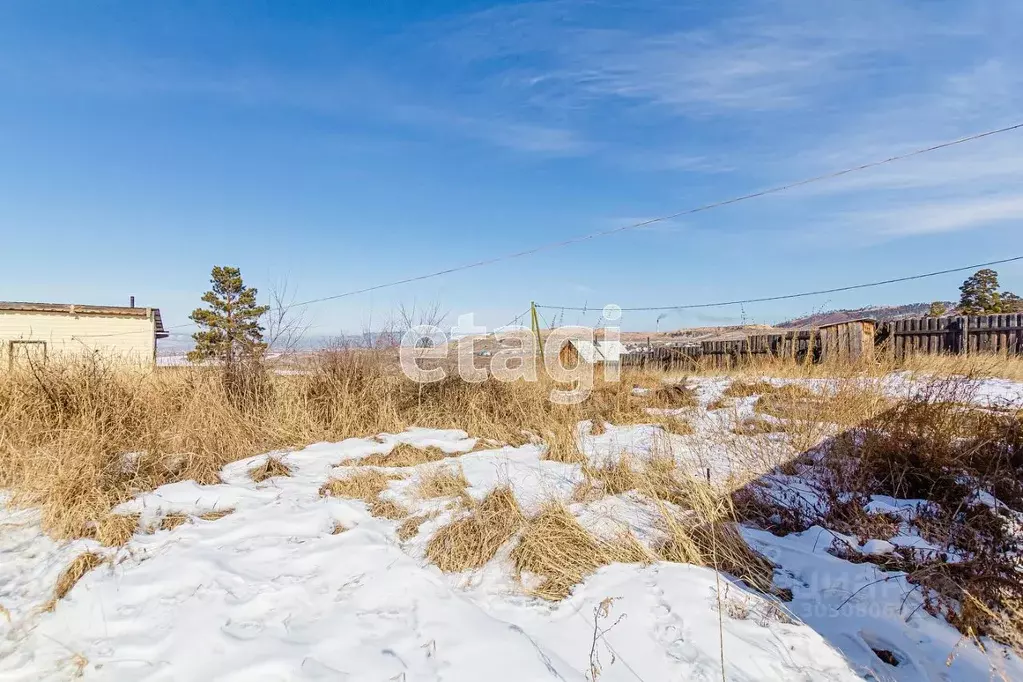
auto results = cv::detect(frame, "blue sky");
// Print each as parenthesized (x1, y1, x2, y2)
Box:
(2, 1, 1022, 337)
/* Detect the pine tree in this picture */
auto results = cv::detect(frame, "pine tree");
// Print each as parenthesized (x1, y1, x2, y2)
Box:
(958, 269, 1003, 315)
(926, 301, 947, 317)
(188, 266, 270, 365)
(1002, 291, 1023, 313)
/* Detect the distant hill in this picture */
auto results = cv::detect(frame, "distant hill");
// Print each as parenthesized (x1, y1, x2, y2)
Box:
(776, 302, 954, 328)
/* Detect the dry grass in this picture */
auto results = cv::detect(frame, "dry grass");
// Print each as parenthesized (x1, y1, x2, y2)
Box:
(723, 380, 777, 398)
(512, 504, 651, 600)
(341, 443, 453, 468)
(249, 456, 292, 482)
(368, 498, 408, 520)
(651, 414, 694, 435)
(48, 552, 105, 609)
(198, 508, 234, 521)
(416, 467, 469, 499)
(731, 416, 787, 436)
(900, 353, 1023, 383)
(0, 353, 711, 539)
(734, 375, 1023, 649)
(94, 513, 139, 546)
(577, 456, 644, 499)
(5, 351, 1023, 624)
(319, 470, 400, 502)
(646, 382, 698, 409)
(397, 514, 429, 541)
(707, 396, 733, 411)
(426, 487, 523, 572)
(160, 513, 189, 531)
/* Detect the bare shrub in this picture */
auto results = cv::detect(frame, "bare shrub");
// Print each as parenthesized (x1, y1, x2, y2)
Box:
(735, 376, 1023, 648)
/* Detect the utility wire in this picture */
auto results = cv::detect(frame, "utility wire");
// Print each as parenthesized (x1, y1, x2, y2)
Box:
(536, 255, 1023, 311)
(280, 121, 1023, 311)
(71, 121, 1023, 338)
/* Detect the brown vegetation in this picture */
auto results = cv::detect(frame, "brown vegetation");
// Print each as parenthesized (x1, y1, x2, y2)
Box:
(734, 375, 1023, 649)
(512, 504, 650, 600)
(416, 467, 469, 499)
(48, 552, 105, 609)
(340, 443, 453, 468)
(319, 470, 401, 502)
(249, 456, 292, 482)
(426, 487, 522, 572)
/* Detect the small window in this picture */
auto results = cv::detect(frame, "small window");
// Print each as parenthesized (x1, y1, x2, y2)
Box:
(9, 340, 47, 369)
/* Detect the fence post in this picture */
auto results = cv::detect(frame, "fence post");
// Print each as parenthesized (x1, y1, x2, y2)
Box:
(530, 302, 545, 363)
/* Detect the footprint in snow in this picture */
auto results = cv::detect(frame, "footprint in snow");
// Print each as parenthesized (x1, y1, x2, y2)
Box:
(220, 618, 264, 640)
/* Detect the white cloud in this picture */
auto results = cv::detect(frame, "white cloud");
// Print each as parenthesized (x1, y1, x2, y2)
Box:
(869, 194, 1023, 237)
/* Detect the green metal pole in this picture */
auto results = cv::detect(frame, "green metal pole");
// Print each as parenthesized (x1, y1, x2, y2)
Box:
(531, 301, 544, 362)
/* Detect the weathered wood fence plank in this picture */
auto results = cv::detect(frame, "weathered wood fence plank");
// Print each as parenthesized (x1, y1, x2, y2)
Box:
(888, 314, 1023, 360)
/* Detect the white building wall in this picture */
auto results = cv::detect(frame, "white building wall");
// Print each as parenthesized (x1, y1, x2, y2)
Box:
(0, 311, 156, 368)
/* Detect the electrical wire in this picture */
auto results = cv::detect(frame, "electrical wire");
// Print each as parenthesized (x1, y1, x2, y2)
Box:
(279, 121, 1023, 311)
(535, 255, 1023, 311)
(68, 121, 1023, 337)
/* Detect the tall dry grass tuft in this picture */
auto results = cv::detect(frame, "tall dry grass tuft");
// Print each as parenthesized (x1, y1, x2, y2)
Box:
(249, 456, 292, 482)
(733, 374, 1023, 650)
(319, 470, 401, 502)
(341, 443, 452, 468)
(47, 552, 105, 609)
(94, 513, 139, 546)
(426, 486, 523, 572)
(416, 466, 469, 499)
(512, 504, 651, 600)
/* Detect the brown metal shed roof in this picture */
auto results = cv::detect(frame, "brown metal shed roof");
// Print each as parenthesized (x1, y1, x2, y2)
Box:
(0, 301, 168, 338)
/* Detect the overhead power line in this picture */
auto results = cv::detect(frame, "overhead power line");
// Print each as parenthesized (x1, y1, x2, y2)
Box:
(74, 120, 1023, 338)
(282, 121, 1023, 311)
(536, 255, 1023, 311)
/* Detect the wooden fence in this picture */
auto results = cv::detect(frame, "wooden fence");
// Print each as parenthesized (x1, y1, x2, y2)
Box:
(887, 314, 1023, 360)
(620, 315, 1023, 371)
(621, 321, 871, 370)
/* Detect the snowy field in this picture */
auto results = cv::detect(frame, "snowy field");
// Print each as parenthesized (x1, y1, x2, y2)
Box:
(2, 376, 1022, 681)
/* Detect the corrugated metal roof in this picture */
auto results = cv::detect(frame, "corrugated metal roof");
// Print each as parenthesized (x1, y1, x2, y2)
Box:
(0, 301, 168, 338)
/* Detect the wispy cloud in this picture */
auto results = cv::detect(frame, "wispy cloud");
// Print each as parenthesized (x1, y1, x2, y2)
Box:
(864, 194, 1023, 237)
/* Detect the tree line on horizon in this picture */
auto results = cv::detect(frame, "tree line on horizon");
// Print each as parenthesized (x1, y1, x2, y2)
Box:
(928, 268, 1023, 317)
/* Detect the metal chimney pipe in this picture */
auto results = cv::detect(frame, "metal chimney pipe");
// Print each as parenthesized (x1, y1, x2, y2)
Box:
(130, 296, 135, 308)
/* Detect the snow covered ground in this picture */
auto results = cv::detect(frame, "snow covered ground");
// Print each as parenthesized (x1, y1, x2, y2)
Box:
(2, 377, 1021, 681)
